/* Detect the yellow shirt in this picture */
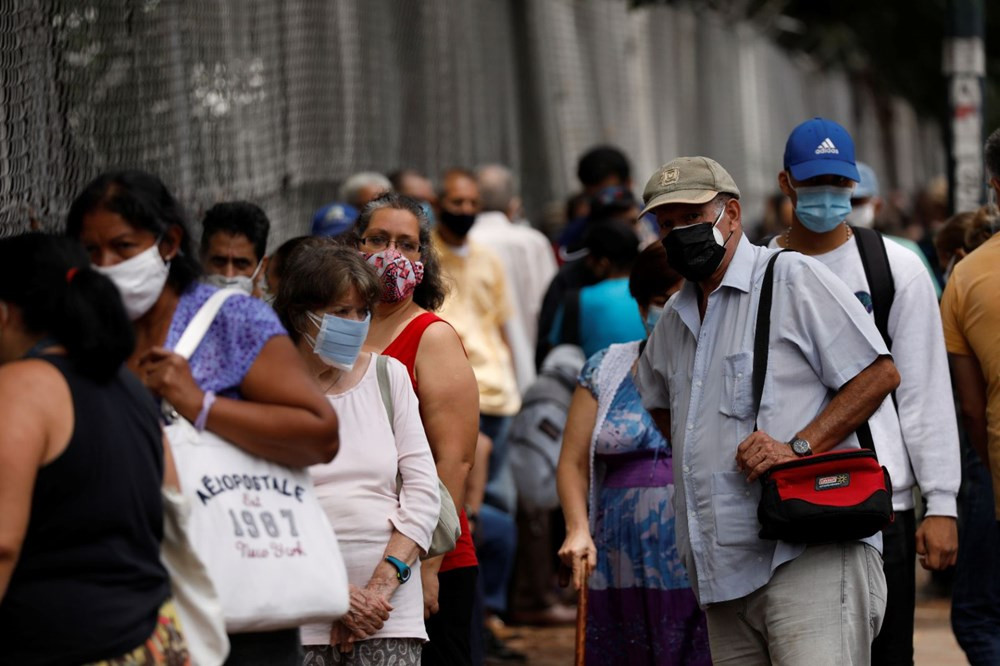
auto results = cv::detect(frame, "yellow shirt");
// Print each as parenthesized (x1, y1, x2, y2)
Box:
(941, 232, 1000, 515)
(433, 231, 521, 417)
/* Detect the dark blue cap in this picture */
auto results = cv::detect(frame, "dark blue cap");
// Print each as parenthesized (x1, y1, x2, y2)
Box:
(311, 202, 358, 237)
(783, 117, 860, 182)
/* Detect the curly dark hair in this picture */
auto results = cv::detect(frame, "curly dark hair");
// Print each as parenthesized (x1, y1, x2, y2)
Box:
(352, 191, 448, 311)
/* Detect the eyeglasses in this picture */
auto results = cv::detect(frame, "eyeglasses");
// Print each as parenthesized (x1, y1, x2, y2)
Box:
(359, 235, 422, 255)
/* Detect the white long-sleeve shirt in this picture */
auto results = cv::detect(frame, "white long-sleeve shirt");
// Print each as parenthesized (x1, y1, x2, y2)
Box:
(768, 235, 961, 516)
(302, 353, 440, 644)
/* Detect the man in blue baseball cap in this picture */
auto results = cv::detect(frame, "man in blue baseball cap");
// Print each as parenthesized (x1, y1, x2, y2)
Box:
(849, 161, 942, 297)
(846, 162, 881, 229)
(772, 117, 961, 665)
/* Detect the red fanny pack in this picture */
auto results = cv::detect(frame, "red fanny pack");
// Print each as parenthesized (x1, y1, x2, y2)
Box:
(757, 449, 893, 543)
(751, 252, 893, 544)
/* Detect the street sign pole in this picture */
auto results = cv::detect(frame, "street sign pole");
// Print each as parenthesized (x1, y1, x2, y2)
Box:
(944, 0, 986, 215)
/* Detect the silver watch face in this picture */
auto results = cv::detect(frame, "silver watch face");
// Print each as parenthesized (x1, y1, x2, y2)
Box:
(791, 438, 812, 456)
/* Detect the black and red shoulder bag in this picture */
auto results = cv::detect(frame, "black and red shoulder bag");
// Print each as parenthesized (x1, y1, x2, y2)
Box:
(753, 251, 894, 544)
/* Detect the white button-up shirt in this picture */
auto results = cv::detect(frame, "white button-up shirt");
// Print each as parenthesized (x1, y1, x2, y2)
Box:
(637, 235, 891, 605)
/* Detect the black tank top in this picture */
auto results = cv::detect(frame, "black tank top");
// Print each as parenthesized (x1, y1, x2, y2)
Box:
(0, 355, 170, 665)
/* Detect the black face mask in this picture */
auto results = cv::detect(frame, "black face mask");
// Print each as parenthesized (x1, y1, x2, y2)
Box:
(662, 212, 732, 283)
(438, 209, 477, 238)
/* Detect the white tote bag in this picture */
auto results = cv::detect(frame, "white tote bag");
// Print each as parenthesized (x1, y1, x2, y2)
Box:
(165, 288, 349, 633)
(160, 488, 230, 666)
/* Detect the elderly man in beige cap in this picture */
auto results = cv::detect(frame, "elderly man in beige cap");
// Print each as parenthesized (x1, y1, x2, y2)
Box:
(635, 156, 902, 664)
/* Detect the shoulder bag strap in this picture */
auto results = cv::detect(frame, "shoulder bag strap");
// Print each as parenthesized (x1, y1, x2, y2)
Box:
(376, 354, 406, 494)
(172, 288, 243, 360)
(852, 225, 899, 414)
(752, 251, 784, 429)
(851, 226, 895, 350)
(375, 354, 394, 434)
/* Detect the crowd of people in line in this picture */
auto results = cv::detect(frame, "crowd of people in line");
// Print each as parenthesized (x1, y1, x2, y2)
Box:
(0, 116, 999, 666)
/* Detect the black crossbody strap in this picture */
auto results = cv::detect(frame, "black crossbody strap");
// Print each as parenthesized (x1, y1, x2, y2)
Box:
(752, 251, 785, 429)
(852, 226, 895, 350)
(752, 249, 876, 453)
(852, 225, 898, 413)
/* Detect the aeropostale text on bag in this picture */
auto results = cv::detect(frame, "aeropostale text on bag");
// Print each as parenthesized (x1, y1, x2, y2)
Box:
(196, 472, 306, 505)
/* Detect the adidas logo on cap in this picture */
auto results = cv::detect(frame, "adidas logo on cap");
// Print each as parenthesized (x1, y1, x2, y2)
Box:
(815, 138, 839, 155)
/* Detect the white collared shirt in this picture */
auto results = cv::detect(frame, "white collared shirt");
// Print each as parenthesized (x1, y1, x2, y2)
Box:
(470, 212, 556, 345)
(636, 235, 891, 605)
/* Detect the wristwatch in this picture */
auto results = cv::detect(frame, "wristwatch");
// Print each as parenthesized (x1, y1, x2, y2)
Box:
(788, 437, 813, 457)
(385, 555, 411, 583)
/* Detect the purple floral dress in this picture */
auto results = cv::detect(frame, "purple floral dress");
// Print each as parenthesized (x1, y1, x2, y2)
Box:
(165, 283, 287, 397)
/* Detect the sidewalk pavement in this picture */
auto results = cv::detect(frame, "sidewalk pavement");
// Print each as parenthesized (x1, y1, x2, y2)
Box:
(501, 576, 968, 665)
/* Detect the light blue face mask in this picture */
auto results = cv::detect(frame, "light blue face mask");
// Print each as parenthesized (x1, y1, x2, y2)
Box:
(793, 184, 854, 233)
(419, 201, 436, 226)
(644, 305, 664, 336)
(304, 311, 371, 371)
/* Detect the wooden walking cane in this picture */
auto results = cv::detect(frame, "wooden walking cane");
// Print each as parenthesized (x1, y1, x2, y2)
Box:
(558, 557, 588, 666)
(575, 561, 588, 666)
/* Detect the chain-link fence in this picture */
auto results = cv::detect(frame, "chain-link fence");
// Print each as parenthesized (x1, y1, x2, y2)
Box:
(0, 0, 944, 245)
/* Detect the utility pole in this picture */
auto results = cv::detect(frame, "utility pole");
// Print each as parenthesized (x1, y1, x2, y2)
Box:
(944, 0, 986, 214)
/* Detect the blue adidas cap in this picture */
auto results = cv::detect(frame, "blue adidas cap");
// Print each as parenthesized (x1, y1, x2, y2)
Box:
(783, 117, 860, 183)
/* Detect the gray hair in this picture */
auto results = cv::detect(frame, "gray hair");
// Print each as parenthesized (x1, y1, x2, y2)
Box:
(476, 164, 516, 214)
(986, 127, 1000, 181)
(712, 192, 735, 214)
(338, 172, 392, 208)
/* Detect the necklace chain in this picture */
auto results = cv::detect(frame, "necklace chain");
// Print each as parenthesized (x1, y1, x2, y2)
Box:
(784, 223, 852, 250)
(319, 369, 346, 394)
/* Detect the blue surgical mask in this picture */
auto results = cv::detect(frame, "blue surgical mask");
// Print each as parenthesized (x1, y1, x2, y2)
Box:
(644, 305, 664, 336)
(792, 184, 854, 233)
(303, 311, 370, 371)
(419, 201, 436, 227)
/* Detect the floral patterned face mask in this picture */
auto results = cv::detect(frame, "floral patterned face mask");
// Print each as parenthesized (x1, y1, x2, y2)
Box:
(364, 249, 425, 303)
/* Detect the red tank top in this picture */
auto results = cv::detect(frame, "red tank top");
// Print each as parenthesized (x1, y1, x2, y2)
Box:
(383, 312, 478, 571)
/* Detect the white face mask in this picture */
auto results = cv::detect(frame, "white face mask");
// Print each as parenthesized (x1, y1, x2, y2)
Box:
(846, 201, 876, 229)
(94, 243, 170, 320)
(202, 260, 262, 295)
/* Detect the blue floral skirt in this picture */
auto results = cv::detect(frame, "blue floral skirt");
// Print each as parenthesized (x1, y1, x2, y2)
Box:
(586, 478, 711, 665)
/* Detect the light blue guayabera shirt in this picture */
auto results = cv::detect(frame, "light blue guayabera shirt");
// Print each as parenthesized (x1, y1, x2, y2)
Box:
(636, 235, 892, 605)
